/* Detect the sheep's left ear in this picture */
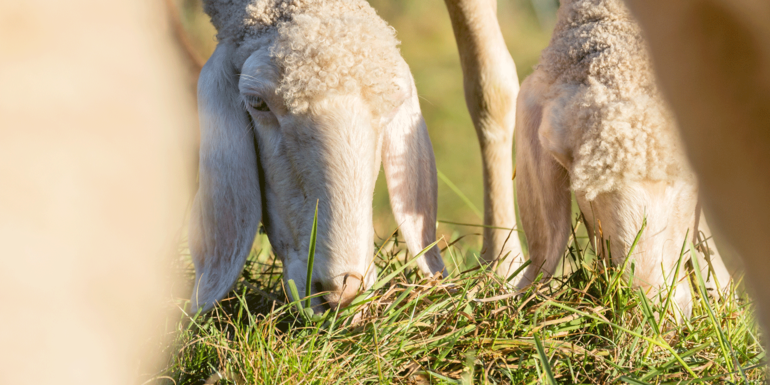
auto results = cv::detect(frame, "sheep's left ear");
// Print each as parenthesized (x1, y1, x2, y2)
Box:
(189, 43, 262, 313)
(382, 71, 446, 278)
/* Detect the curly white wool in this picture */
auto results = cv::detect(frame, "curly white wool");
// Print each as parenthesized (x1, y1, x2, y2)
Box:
(538, 0, 688, 200)
(204, 0, 403, 115)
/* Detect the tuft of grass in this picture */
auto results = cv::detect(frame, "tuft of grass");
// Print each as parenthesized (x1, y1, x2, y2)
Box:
(150, 221, 765, 384)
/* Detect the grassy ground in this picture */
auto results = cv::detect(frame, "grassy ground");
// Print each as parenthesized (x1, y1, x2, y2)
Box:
(150, 216, 764, 384)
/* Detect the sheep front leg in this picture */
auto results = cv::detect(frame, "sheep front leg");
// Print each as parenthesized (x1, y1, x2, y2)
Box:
(444, 0, 524, 272)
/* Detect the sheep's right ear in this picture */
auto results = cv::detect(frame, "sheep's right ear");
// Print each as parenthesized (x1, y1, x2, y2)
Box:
(189, 44, 262, 313)
(382, 72, 446, 278)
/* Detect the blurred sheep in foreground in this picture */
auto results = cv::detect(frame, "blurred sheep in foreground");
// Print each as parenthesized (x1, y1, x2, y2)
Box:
(190, 0, 447, 313)
(626, 0, 770, 330)
(0, 0, 195, 384)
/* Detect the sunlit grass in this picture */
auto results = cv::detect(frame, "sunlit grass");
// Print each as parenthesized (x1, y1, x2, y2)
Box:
(152, 218, 764, 384)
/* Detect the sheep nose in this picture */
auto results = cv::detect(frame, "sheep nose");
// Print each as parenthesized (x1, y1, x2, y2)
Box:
(321, 273, 363, 310)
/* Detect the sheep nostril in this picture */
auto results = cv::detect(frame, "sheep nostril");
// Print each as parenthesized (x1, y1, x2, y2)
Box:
(320, 273, 363, 310)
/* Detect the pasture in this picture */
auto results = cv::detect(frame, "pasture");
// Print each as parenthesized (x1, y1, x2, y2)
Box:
(154, 219, 764, 384)
(153, 0, 766, 383)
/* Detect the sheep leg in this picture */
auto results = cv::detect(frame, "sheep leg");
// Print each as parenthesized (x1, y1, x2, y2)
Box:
(444, 0, 524, 271)
(513, 79, 572, 289)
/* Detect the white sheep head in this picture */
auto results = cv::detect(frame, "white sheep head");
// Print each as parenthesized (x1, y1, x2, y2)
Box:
(536, 0, 694, 275)
(513, 0, 731, 316)
(189, 0, 446, 313)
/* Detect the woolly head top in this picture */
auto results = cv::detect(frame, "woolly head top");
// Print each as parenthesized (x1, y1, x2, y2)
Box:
(203, 0, 403, 115)
(538, 0, 688, 200)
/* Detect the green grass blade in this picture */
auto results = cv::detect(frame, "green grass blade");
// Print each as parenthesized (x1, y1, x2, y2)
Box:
(619, 376, 653, 385)
(506, 259, 532, 283)
(437, 169, 482, 219)
(461, 350, 476, 385)
(371, 324, 384, 383)
(437, 219, 516, 231)
(534, 333, 557, 385)
(660, 229, 688, 327)
(608, 218, 645, 295)
(640, 342, 711, 381)
(427, 370, 462, 384)
(287, 279, 303, 315)
(690, 241, 743, 380)
(305, 199, 319, 309)
(384, 286, 415, 315)
(370, 239, 442, 292)
(636, 288, 659, 332)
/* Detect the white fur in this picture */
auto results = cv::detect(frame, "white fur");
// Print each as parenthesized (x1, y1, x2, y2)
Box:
(625, 0, 770, 333)
(190, 44, 263, 312)
(190, 0, 446, 312)
(513, 0, 732, 316)
(443, 0, 526, 276)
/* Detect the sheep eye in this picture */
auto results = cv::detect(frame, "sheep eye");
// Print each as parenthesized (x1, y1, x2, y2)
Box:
(250, 97, 270, 112)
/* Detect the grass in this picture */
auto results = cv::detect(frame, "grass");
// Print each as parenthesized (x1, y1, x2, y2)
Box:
(149, 216, 765, 384)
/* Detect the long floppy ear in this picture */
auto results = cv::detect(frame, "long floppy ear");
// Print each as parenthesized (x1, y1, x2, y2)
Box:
(382, 73, 446, 277)
(513, 75, 572, 289)
(189, 44, 262, 313)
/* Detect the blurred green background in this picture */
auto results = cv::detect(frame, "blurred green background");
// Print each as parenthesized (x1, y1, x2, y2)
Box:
(174, 0, 557, 254)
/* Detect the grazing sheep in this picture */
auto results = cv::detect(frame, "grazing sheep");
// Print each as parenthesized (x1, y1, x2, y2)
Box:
(512, 0, 731, 315)
(625, 0, 770, 331)
(191, 0, 446, 313)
